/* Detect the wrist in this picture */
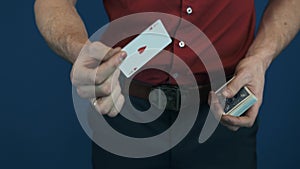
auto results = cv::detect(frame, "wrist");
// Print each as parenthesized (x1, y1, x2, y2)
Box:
(66, 36, 87, 63)
(245, 46, 277, 72)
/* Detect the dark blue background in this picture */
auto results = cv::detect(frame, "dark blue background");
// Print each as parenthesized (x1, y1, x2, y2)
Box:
(1, 0, 299, 169)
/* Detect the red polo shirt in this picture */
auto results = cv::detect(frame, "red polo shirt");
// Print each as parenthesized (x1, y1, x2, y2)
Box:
(102, 0, 256, 85)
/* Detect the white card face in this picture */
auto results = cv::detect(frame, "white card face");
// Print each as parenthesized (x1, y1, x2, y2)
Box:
(119, 19, 172, 78)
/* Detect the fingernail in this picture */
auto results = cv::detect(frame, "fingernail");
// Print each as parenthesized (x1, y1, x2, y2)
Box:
(119, 52, 127, 62)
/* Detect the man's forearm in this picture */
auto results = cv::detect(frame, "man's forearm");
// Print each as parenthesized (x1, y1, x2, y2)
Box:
(34, 0, 88, 63)
(247, 0, 300, 70)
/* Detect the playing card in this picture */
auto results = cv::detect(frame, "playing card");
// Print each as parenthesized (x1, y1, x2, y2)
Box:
(119, 19, 172, 78)
(215, 77, 258, 117)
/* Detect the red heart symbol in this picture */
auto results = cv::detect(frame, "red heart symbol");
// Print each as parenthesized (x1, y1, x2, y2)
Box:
(138, 46, 147, 54)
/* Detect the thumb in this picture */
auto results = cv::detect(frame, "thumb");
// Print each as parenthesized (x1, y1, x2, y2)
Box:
(223, 74, 249, 98)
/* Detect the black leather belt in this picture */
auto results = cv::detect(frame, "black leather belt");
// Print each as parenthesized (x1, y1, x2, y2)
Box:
(123, 80, 211, 111)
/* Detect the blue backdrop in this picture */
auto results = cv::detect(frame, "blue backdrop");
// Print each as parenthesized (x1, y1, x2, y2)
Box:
(1, 0, 299, 169)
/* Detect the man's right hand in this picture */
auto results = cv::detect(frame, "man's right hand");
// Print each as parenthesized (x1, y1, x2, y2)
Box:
(71, 42, 127, 117)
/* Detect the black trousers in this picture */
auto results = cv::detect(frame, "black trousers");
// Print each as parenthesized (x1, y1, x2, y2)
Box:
(91, 96, 258, 169)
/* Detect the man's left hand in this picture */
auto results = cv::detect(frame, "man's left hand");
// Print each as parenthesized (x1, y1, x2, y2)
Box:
(209, 55, 268, 131)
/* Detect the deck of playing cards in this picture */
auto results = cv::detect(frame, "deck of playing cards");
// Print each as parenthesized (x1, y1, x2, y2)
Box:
(215, 78, 258, 117)
(119, 19, 172, 78)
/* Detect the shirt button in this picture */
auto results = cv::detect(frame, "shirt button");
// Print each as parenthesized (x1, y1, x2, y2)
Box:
(172, 73, 179, 79)
(186, 7, 193, 15)
(179, 41, 185, 48)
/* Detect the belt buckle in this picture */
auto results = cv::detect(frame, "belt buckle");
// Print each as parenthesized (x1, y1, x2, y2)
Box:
(149, 85, 181, 111)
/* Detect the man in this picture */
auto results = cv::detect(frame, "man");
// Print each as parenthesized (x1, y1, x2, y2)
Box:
(34, 0, 299, 168)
